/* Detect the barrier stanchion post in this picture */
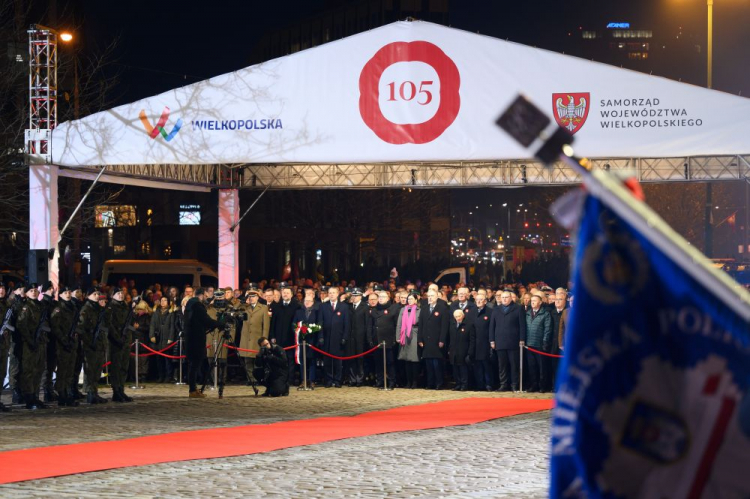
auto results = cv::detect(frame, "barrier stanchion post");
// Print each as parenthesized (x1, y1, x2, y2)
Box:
(519, 341, 524, 393)
(298, 340, 313, 391)
(212, 339, 218, 391)
(175, 337, 186, 385)
(131, 339, 144, 390)
(379, 341, 392, 391)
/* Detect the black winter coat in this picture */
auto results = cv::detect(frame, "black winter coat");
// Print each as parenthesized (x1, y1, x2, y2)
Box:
(418, 301, 449, 359)
(347, 300, 369, 355)
(468, 306, 492, 361)
(489, 302, 527, 350)
(549, 306, 566, 353)
(320, 301, 351, 356)
(184, 297, 220, 361)
(368, 302, 399, 348)
(269, 299, 301, 348)
(448, 320, 473, 366)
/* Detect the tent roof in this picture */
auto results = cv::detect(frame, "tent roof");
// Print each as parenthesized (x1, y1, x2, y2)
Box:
(50, 20, 750, 167)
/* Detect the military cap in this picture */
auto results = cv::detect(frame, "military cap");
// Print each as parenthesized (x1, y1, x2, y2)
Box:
(351, 287, 363, 296)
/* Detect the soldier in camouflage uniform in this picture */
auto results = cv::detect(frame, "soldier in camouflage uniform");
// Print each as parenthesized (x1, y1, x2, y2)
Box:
(6, 283, 27, 404)
(38, 282, 58, 402)
(107, 288, 138, 403)
(69, 287, 86, 401)
(0, 283, 10, 411)
(77, 288, 109, 404)
(16, 284, 51, 409)
(206, 290, 236, 399)
(50, 285, 80, 407)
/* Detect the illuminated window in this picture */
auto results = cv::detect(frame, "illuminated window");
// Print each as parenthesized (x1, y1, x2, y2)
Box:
(95, 205, 137, 228)
(582, 31, 597, 39)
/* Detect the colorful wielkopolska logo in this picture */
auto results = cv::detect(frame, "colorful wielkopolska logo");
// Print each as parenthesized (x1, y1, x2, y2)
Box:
(552, 93, 590, 134)
(138, 107, 183, 141)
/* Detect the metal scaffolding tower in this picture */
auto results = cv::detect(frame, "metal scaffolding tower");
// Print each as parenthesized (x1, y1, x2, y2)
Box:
(25, 25, 58, 163)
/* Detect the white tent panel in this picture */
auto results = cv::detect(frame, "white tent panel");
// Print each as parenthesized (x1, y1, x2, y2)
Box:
(51, 21, 750, 167)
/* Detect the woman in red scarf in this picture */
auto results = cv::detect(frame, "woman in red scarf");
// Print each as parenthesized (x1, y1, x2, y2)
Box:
(396, 291, 421, 389)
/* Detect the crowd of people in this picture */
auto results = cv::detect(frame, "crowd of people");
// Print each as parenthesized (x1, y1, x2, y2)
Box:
(0, 275, 572, 410)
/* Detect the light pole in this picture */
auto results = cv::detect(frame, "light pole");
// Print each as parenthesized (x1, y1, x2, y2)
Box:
(707, 0, 713, 89)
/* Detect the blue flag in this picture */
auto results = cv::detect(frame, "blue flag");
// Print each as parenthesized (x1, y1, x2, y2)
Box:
(551, 195, 750, 499)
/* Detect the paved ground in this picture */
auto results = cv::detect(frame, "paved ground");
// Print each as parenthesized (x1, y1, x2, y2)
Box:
(0, 383, 553, 497)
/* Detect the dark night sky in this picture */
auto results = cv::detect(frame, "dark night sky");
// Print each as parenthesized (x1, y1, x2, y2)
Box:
(53, 0, 750, 107)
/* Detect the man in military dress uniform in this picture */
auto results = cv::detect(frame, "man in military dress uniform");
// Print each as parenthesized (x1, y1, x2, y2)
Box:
(238, 289, 270, 388)
(346, 288, 368, 387)
(77, 288, 109, 404)
(50, 285, 80, 406)
(16, 284, 51, 409)
(107, 288, 138, 402)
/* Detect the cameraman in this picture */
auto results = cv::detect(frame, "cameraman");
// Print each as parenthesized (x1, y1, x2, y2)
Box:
(205, 290, 237, 399)
(255, 337, 289, 397)
(184, 288, 222, 398)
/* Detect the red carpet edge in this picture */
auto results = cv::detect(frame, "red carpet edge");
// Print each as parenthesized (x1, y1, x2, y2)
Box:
(0, 397, 553, 484)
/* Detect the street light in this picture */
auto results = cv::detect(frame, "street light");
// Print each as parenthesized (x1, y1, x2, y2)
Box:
(60, 32, 73, 42)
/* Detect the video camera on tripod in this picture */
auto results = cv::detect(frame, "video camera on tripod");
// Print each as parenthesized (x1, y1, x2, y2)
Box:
(216, 307, 247, 339)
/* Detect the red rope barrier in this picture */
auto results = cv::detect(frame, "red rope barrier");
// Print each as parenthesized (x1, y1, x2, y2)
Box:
(223, 343, 299, 354)
(524, 345, 563, 358)
(129, 341, 179, 358)
(223, 344, 259, 354)
(139, 342, 186, 360)
(308, 343, 381, 360)
(102, 361, 111, 368)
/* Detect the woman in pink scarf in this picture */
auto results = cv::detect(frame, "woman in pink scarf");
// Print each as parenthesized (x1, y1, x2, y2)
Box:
(396, 292, 421, 389)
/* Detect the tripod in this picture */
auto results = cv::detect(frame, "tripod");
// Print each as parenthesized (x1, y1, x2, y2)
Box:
(201, 326, 259, 397)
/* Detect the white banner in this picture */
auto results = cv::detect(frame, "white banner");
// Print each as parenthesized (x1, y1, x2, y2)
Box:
(51, 21, 750, 166)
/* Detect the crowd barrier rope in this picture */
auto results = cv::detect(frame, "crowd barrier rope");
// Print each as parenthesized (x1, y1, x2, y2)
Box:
(523, 345, 564, 359)
(307, 343, 382, 361)
(140, 342, 186, 360)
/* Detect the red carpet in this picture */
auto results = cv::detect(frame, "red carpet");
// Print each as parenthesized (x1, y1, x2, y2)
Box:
(0, 397, 552, 484)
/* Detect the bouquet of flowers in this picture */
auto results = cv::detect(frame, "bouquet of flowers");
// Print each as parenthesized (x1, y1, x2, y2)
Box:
(294, 321, 322, 338)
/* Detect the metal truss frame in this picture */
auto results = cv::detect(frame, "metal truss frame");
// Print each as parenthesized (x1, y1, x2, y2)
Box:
(25, 25, 58, 162)
(63, 155, 750, 190)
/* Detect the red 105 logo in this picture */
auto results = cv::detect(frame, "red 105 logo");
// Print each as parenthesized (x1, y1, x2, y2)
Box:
(359, 41, 461, 145)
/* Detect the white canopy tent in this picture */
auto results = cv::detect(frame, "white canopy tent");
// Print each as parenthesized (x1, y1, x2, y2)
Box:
(31, 20, 750, 287)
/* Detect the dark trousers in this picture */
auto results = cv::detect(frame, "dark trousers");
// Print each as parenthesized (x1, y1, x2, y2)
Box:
(285, 349, 296, 386)
(525, 349, 546, 391)
(405, 361, 420, 387)
(375, 347, 395, 388)
(497, 349, 520, 390)
(156, 355, 174, 382)
(473, 359, 492, 389)
(325, 357, 343, 386)
(546, 357, 559, 391)
(424, 358, 443, 389)
(345, 354, 364, 385)
(454, 364, 469, 389)
(187, 357, 206, 392)
(42, 340, 56, 392)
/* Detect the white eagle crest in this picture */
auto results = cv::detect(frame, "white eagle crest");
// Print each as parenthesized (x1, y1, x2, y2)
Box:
(555, 95, 587, 132)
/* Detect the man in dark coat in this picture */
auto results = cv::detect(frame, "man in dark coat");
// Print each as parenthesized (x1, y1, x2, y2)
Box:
(292, 294, 321, 386)
(320, 286, 351, 387)
(368, 290, 399, 389)
(256, 337, 289, 396)
(546, 292, 567, 392)
(346, 288, 368, 386)
(468, 294, 493, 391)
(269, 285, 300, 386)
(489, 290, 527, 392)
(184, 288, 222, 398)
(448, 309, 473, 391)
(524, 295, 552, 393)
(418, 289, 449, 390)
(449, 286, 476, 318)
